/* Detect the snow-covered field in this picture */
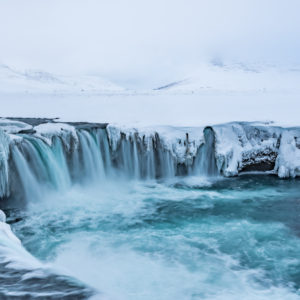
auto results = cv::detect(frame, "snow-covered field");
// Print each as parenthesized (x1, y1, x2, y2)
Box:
(0, 63, 299, 127)
(1, 92, 300, 128)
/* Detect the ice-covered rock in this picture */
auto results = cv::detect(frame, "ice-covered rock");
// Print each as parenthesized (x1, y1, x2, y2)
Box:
(34, 123, 78, 150)
(275, 130, 300, 178)
(106, 121, 300, 178)
(106, 124, 204, 165)
(0, 118, 33, 134)
(213, 122, 282, 176)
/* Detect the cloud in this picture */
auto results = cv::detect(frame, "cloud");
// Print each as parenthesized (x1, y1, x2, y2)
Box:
(1, 0, 299, 87)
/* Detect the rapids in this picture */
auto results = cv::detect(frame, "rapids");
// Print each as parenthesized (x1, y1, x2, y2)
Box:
(2, 175, 300, 299)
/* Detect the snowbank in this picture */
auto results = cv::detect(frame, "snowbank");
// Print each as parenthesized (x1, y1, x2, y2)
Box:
(34, 122, 78, 147)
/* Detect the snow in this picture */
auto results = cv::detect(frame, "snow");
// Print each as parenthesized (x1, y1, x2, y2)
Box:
(0, 92, 300, 129)
(1, 119, 300, 181)
(213, 123, 282, 176)
(1, 63, 300, 178)
(107, 124, 204, 163)
(0, 64, 126, 95)
(0, 210, 21, 246)
(107, 122, 300, 178)
(275, 130, 300, 178)
(0, 62, 299, 128)
(153, 63, 300, 95)
(0, 209, 42, 271)
(34, 122, 78, 146)
(0, 118, 32, 134)
(0, 210, 5, 222)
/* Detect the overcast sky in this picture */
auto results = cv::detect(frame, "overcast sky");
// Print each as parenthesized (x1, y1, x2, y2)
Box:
(1, 0, 300, 87)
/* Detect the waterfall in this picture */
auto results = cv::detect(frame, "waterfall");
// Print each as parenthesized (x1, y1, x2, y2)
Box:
(77, 130, 105, 182)
(0, 126, 219, 203)
(0, 130, 10, 199)
(11, 146, 42, 202)
(193, 127, 218, 176)
(23, 136, 71, 190)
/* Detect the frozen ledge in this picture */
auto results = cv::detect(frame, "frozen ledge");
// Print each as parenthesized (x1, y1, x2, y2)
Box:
(0, 118, 300, 185)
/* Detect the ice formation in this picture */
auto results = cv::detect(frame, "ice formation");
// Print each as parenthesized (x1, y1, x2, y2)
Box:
(0, 118, 300, 201)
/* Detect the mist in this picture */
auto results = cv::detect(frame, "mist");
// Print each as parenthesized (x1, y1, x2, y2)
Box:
(1, 0, 300, 87)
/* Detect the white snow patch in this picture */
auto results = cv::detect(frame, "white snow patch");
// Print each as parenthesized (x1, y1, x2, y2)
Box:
(34, 123, 78, 147)
(275, 130, 300, 178)
(0, 118, 32, 134)
(0, 210, 42, 271)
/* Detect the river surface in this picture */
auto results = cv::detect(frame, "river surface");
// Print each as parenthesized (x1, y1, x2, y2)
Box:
(2, 174, 300, 299)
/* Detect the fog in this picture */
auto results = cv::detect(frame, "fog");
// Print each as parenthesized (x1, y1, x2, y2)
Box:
(1, 0, 300, 87)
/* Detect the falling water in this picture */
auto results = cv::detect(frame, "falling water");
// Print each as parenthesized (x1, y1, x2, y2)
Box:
(193, 127, 218, 176)
(2, 126, 218, 202)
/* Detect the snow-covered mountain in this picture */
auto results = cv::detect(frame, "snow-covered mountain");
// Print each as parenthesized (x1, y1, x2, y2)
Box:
(153, 63, 300, 94)
(0, 64, 126, 94)
(1, 62, 300, 96)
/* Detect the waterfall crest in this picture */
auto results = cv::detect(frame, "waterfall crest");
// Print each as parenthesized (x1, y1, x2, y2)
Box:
(0, 123, 218, 203)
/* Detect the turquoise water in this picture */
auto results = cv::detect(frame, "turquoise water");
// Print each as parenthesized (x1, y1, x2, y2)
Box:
(5, 175, 300, 299)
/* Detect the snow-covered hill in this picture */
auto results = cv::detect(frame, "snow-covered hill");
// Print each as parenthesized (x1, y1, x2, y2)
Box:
(0, 64, 126, 94)
(1, 62, 300, 128)
(153, 63, 300, 94)
(1, 62, 300, 96)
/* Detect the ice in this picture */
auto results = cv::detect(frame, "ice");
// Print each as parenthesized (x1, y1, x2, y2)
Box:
(0, 209, 42, 272)
(275, 130, 300, 178)
(0, 118, 32, 134)
(107, 122, 300, 178)
(34, 122, 78, 148)
(1, 120, 300, 187)
(107, 124, 204, 163)
(0, 213, 21, 246)
(213, 122, 282, 176)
